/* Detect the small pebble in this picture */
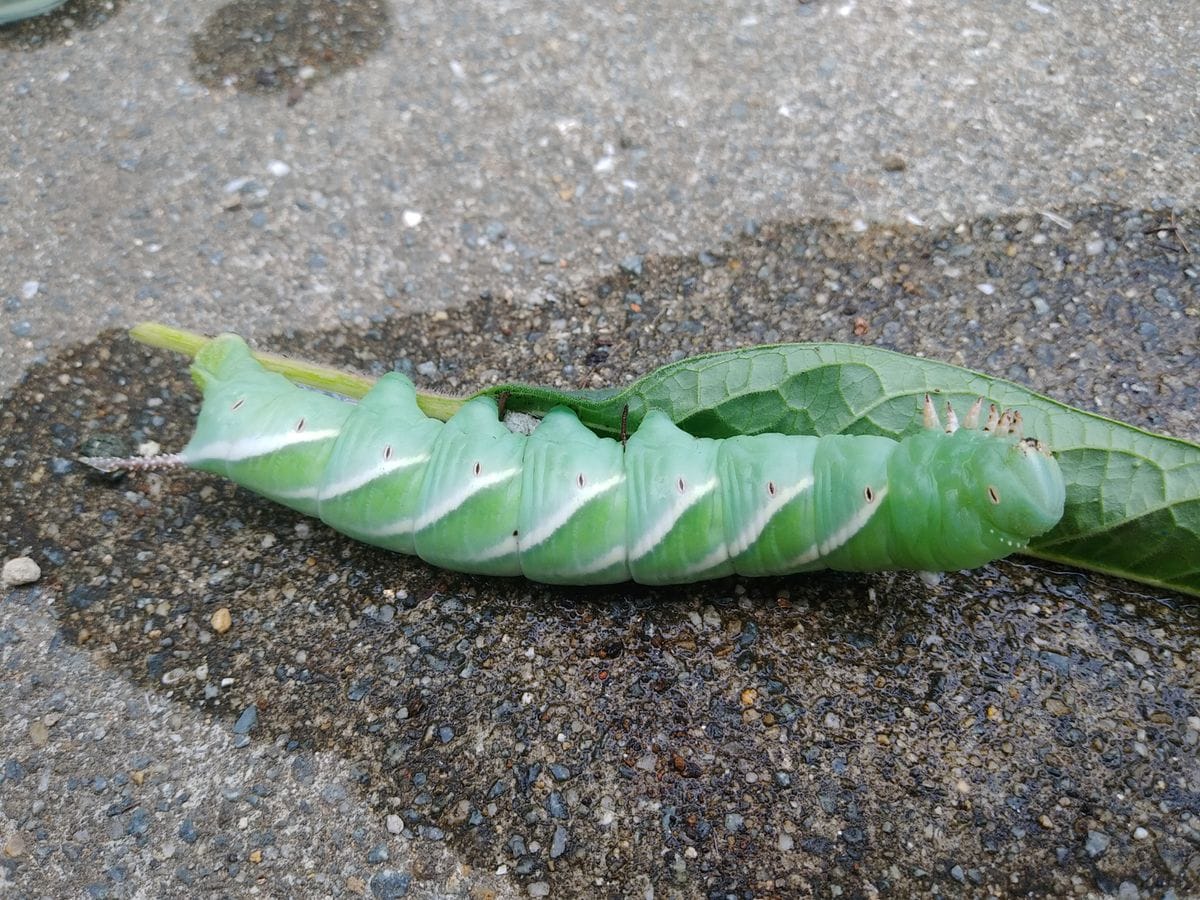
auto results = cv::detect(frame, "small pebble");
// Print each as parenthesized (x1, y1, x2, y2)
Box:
(369, 870, 411, 899)
(4, 833, 27, 858)
(367, 843, 389, 863)
(619, 255, 644, 277)
(2, 557, 41, 587)
(210, 608, 232, 634)
(550, 825, 568, 859)
(1085, 829, 1110, 857)
(402, 210, 423, 228)
(232, 705, 257, 735)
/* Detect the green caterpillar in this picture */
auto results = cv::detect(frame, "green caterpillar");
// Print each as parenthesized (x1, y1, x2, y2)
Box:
(82, 335, 1066, 585)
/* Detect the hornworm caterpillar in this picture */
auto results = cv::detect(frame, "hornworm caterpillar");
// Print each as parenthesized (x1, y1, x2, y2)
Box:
(83, 335, 1066, 586)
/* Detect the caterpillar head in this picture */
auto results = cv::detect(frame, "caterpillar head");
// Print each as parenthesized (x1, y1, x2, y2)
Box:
(932, 396, 1066, 551)
(966, 432, 1065, 550)
(882, 397, 1066, 571)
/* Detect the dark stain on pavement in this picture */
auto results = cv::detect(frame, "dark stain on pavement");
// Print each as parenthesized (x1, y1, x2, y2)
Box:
(0, 0, 126, 49)
(190, 0, 391, 98)
(3, 207, 1199, 896)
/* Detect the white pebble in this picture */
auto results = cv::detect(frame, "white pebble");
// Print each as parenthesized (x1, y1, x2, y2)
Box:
(402, 210, 423, 228)
(2, 557, 41, 587)
(267, 160, 291, 177)
(21, 281, 40, 300)
(385, 814, 403, 834)
(976, 282, 996, 295)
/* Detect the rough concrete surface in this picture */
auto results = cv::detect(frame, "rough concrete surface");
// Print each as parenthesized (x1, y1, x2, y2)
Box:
(1, 1, 1198, 898)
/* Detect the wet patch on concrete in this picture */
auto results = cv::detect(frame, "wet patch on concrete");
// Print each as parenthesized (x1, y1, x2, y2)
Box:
(3, 206, 1199, 896)
(190, 0, 390, 98)
(0, 0, 125, 49)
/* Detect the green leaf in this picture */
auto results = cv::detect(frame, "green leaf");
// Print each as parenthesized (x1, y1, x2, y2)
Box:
(482, 344, 1200, 598)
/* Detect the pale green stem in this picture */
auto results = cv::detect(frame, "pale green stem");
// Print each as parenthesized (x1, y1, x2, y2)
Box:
(128, 322, 464, 421)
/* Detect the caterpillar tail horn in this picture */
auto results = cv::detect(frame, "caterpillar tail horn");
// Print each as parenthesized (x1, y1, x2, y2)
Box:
(79, 452, 188, 474)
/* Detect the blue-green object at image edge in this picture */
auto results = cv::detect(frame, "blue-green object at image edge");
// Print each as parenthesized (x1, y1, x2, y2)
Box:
(0, 0, 68, 25)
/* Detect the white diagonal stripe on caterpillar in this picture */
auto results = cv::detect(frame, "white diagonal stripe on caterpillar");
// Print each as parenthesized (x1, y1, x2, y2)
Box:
(675, 540, 733, 580)
(628, 476, 719, 562)
(568, 543, 629, 577)
(356, 514, 418, 539)
(185, 428, 341, 465)
(348, 464, 521, 539)
(315, 452, 431, 501)
(726, 476, 815, 558)
(470, 533, 520, 563)
(518, 472, 626, 550)
(273, 452, 432, 502)
(413, 465, 522, 532)
(783, 484, 889, 568)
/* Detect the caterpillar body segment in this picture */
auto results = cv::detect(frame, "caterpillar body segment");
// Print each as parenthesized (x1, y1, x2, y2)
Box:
(85, 335, 1067, 586)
